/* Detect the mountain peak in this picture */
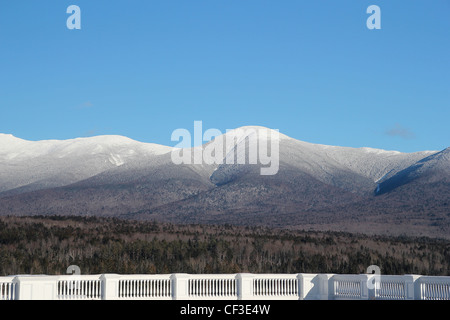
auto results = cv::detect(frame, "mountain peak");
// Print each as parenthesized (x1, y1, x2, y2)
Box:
(224, 126, 291, 141)
(0, 133, 20, 140)
(71, 134, 139, 145)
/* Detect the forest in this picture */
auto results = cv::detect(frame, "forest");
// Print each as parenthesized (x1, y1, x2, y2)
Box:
(0, 215, 448, 276)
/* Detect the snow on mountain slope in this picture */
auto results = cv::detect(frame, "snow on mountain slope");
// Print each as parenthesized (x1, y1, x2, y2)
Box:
(310, 143, 436, 183)
(0, 133, 171, 194)
(0, 134, 170, 161)
(375, 147, 450, 195)
(203, 127, 437, 193)
(219, 127, 435, 182)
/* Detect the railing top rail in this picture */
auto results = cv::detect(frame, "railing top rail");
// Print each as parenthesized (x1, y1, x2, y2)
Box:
(251, 273, 299, 279)
(3, 273, 450, 283)
(56, 275, 103, 281)
(376, 275, 416, 281)
(0, 276, 16, 282)
(185, 274, 238, 280)
(332, 274, 367, 280)
(418, 276, 450, 283)
(107, 274, 173, 280)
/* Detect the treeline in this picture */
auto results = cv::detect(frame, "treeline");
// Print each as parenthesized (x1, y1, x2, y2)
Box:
(0, 215, 448, 276)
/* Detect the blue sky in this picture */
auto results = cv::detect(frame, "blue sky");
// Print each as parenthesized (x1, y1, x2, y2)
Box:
(0, 0, 449, 152)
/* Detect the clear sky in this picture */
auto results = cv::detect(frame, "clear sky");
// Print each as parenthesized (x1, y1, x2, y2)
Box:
(0, 0, 449, 152)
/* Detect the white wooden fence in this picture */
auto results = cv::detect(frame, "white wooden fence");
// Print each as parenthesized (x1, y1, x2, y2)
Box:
(1, 273, 449, 300)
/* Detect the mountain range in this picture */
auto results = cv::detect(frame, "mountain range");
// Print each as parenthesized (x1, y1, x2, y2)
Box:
(0, 127, 448, 239)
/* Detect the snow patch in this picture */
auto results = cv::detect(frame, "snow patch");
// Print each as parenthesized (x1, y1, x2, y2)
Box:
(109, 153, 124, 166)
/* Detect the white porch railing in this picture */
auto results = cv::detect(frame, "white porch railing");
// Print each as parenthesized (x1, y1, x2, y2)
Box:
(332, 274, 368, 300)
(186, 274, 237, 299)
(252, 274, 298, 299)
(101, 274, 173, 300)
(0, 273, 449, 300)
(57, 275, 102, 300)
(0, 276, 15, 301)
(418, 276, 450, 300)
(375, 275, 413, 300)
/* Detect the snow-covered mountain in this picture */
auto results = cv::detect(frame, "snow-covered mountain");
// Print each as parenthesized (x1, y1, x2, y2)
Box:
(204, 126, 436, 194)
(0, 133, 171, 194)
(0, 128, 448, 238)
(0, 128, 436, 196)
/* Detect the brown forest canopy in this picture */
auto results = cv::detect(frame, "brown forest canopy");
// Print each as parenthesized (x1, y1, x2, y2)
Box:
(0, 215, 448, 276)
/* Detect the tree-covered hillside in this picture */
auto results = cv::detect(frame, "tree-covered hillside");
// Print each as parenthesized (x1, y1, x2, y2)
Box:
(0, 215, 448, 276)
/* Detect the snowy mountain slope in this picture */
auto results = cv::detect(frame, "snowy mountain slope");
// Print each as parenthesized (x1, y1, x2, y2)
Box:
(202, 127, 437, 194)
(0, 133, 171, 194)
(0, 133, 170, 161)
(375, 147, 450, 195)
